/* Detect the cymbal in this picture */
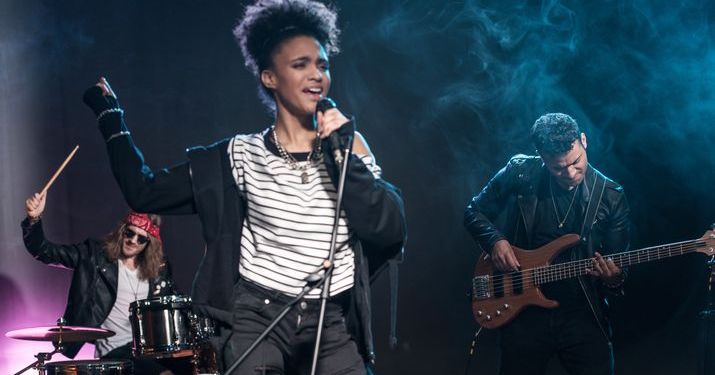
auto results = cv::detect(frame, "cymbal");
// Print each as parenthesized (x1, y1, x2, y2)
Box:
(5, 326, 115, 342)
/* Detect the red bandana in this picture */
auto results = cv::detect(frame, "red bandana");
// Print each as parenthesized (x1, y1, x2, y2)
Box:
(125, 212, 161, 242)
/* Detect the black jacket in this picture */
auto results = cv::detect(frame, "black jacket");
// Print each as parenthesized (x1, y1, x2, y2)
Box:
(21, 218, 174, 358)
(90, 106, 407, 365)
(464, 155, 630, 338)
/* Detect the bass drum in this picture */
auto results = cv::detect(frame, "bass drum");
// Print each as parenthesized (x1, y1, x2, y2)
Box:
(45, 360, 132, 374)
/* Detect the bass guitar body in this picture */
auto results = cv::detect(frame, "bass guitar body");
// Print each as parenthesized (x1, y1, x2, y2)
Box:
(471, 234, 581, 329)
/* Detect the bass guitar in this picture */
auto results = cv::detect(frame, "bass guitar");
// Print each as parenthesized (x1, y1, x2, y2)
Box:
(472, 229, 715, 329)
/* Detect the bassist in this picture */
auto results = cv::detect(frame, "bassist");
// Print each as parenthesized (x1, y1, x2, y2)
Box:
(464, 113, 630, 375)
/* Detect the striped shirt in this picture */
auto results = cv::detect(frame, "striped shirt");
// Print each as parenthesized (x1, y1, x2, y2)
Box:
(228, 129, 382, 298)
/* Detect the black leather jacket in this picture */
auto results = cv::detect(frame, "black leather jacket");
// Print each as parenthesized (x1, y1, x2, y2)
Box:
(464, 155, 630, 338)
(21, 218, 175, 358)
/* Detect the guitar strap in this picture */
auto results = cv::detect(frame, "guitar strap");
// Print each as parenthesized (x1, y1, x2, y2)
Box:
(576, 166, 612, 344)
(579, 166, 607, 242)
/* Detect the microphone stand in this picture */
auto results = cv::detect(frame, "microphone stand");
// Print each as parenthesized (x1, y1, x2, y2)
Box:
(224, 274, 327, 375)
(309, 141, 352, 375)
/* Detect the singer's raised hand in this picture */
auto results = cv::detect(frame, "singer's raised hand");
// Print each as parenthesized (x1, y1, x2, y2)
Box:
(96, 77, 117, 98)
(83, 77, 121, 117)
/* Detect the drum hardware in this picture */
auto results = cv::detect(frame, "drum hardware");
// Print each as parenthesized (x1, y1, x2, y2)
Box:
(188, 312, 218, 375)
(44, 360, 132, 375)
(5, 317, 115, 375)
(190, 339, 219, 375)
(11, 345, 62, 375)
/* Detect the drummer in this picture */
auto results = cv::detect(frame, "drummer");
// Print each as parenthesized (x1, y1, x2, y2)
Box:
(22, 192, 176, 375)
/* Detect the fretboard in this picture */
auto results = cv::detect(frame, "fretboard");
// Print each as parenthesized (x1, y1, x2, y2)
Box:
(533, 238, 707, 285)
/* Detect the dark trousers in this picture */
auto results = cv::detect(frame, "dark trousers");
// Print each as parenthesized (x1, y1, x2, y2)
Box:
(223, 279, 366, 375)
(498, 306, 614, 375)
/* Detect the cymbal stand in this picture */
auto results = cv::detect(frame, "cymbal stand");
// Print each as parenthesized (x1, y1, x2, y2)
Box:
(14, 318, 66, 375)
(13, 345, 63, 375)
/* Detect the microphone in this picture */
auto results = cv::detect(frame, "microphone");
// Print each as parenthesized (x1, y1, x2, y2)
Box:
(316, 97, 346, 164)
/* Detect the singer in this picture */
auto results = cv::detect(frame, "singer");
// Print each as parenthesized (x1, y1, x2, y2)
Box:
(82, 0, 406, 374)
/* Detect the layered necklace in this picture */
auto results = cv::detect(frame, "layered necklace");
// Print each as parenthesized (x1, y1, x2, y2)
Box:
(549, 177, 580, 229)
(272, 127, 322, 184)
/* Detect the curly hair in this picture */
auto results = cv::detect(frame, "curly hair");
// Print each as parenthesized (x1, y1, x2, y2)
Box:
(103, 214, 164, 281)
(233, 0, 340, 110)
(531, 113, 582, 155)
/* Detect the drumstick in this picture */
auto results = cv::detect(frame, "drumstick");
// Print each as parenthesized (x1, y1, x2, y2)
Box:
(40, 145, 79, 195)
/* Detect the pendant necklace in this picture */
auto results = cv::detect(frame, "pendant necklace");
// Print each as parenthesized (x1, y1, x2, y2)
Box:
(272, 127, 322, 184)
(122, 262, 140, 301)
(550, 177, 580, 229)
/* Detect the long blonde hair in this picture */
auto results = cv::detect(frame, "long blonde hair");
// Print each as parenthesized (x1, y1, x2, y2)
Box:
(103, 214, 164, 280)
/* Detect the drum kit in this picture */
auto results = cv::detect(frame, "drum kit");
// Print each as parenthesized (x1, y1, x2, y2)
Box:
(6, 295, 219, 374)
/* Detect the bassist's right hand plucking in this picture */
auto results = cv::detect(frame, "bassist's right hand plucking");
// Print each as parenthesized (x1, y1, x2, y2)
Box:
(491, 239, 521, 272)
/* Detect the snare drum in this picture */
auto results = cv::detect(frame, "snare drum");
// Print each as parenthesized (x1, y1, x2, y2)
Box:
(129, 295, 194, 358)
(45, 360, 132, 374)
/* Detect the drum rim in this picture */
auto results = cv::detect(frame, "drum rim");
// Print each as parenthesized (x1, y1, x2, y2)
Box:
(133, 347, 195, 359)
(129, 294, 192, 309)
(45, 359, 132, 368)
(133, 342, 194, 356)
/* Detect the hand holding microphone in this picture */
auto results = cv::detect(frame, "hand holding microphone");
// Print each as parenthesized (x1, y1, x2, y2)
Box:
(315, 97, 355, 164)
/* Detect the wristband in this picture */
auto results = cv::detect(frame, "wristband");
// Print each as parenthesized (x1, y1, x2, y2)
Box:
(97, 108, 124, 121)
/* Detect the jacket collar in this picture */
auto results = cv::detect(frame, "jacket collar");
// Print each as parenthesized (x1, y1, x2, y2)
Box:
(516, 161, 598, 247)
(97, 253, 118, 299)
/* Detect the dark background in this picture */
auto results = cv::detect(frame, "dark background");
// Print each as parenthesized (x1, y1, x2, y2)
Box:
(1, 0, 714, 374)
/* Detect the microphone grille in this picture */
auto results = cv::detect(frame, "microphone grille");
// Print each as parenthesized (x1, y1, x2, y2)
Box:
(316, 97, 337, 113)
